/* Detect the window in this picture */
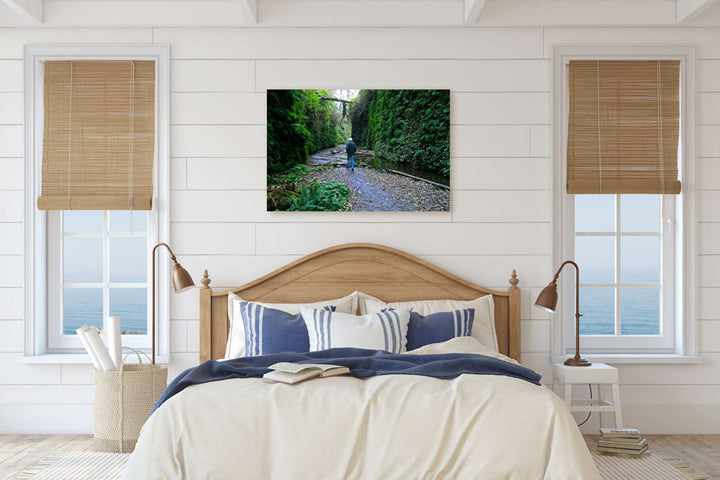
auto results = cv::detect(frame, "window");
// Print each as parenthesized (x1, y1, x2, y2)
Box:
(552, 46, 697, 357)
(24, 46, 170, 358)
(570, 194, 675, 351)
(47, 211, 150, 351)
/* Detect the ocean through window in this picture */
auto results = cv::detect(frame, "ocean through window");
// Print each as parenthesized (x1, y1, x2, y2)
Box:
(575, 195, 662, 337)
(58, 210, 149, 339)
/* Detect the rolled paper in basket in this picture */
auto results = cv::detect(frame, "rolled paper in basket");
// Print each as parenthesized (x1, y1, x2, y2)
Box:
(76, 326, 102, 370)
(79, 326, 116, 371)
(107, 316, 122, 370)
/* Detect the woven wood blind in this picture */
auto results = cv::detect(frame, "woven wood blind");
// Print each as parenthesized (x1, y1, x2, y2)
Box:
(37, 60, 155, 210)
(567, 60, 681, 195)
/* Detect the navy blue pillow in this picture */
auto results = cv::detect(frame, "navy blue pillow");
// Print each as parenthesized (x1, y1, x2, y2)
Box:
(240, 302, 335, 356)
(406, 308, 475, 350)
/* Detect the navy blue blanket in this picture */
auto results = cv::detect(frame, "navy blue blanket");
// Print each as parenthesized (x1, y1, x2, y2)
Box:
(153, 348, 541, 414)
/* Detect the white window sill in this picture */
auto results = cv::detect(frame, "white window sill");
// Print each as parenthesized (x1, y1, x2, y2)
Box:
(552, 354, 702, 364)
(20, 354, 170, 365)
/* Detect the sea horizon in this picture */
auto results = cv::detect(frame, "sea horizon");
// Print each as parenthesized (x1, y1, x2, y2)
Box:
(63, 288, 148, 335)
(62, 285, 660, 337)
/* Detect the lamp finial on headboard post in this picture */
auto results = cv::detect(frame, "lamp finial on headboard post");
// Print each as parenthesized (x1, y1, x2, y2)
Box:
(509, 269, 519, 290)
(201, 269, 211, 289)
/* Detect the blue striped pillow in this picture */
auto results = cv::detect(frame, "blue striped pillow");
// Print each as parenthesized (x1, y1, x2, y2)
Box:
(301, 308, 411, 353)
(240, 302, 335, 357)
(406, 308, 475, 350)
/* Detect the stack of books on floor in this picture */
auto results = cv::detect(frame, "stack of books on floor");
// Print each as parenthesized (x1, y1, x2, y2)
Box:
(597, 428, 648, 456)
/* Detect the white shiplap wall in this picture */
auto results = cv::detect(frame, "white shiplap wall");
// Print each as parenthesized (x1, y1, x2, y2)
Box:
(0, 26, 718, 434)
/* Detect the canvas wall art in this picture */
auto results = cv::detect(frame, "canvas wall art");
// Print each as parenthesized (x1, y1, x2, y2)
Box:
(266, 89, 450, 212)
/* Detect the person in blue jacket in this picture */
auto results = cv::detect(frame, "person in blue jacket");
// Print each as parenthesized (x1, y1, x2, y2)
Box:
(345, 138, 357, 171)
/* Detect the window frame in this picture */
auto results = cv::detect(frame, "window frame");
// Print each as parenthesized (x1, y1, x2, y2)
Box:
(551, 45, 697, 358)
(24, 45, 171, 358)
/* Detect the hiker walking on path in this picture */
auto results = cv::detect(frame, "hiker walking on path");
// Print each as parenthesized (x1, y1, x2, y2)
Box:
(345, 138, 357, 171)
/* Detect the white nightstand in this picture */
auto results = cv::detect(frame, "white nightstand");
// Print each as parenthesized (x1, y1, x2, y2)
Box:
(552, 362, 623, 428)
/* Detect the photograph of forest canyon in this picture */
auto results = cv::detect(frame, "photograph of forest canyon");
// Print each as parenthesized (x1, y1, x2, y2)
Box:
(267, 89, 450, 212)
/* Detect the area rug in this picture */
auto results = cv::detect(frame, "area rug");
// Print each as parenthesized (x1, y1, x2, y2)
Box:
(592, 449, 712, 480)
(7, 451, 130, 480)
(8, 449, 712, 480)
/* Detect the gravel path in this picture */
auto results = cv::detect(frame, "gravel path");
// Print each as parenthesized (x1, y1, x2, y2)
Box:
(307, 146, 347, 166)
(300, 165, 450, 212)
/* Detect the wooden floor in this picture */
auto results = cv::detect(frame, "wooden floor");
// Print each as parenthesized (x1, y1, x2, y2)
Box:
(0, 434, 94, 480)
(0, 434, 718, 479)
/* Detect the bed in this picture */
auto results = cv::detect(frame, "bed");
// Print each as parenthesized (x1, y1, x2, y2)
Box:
(124, 243, 600, 479)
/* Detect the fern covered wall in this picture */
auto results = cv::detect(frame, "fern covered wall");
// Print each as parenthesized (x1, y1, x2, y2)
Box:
(350, 89, 450, 177)
(266, 89, 345, 175)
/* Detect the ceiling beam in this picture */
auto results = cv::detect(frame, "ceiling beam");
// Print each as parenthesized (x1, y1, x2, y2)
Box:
(0, 0, 42, 23)
(677, 0, 720, 23)
(237, 0, 257, 24)
(464, 0, 486, 24)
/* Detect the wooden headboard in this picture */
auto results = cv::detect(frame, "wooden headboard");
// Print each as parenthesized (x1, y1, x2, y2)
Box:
(199, 243, 521, 363)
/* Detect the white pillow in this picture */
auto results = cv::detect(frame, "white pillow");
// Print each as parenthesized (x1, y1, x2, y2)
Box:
(358, 292, 498, 352)
(405, 337, 519, 365)
(225, 291, 358, 359)
(301, 308, 411, 353)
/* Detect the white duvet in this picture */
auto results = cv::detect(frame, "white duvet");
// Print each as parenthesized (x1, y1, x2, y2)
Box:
(124, 338, 600, 479)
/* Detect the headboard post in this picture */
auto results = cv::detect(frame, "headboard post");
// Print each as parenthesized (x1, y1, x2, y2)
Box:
(199, 269, 212, 363)
(508, 270, 521, 363)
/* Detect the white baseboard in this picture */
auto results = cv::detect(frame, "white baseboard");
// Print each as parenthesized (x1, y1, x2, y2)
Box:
(0, 404, 93, 434)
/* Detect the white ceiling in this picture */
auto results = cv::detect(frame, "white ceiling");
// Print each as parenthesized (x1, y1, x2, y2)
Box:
(1, 0, 720, 27)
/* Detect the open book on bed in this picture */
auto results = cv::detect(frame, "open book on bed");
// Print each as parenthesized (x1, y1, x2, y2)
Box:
(263, 362, 350, 385)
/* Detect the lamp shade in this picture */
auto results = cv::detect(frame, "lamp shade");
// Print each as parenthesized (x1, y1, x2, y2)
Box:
(171, 261, 195, 293)
(534, 281, 558, 313)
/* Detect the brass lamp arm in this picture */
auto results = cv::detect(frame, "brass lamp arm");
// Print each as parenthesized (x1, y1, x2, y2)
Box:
(152, 242, 178, 262)
(553, 260, 582, 320)
(554, 260, 590, 367)
(151, 242, 179, 365)
(553, 260, 579, 282)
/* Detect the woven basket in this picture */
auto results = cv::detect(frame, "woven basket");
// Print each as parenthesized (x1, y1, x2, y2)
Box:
(93, 350, 167, 453)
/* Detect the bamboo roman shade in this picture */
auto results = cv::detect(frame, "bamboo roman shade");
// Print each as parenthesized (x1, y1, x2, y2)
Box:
(37, 60, 155, 210)
(567, 60, 681, 195)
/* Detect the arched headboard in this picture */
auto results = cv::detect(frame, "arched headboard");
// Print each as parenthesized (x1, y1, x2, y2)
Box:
(199, 243, 521, 362)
